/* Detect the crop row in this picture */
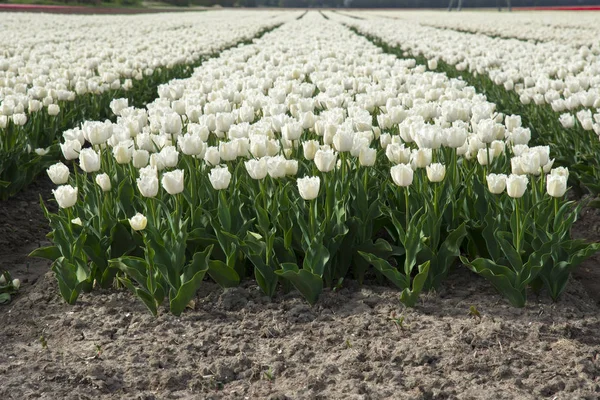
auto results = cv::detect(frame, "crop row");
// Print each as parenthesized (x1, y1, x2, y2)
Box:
(326, 12, 600, 196)
(0, 11, 297, 199)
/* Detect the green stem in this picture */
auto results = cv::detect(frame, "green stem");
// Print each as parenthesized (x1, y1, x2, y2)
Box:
(515, 198, 521, 254)
(404, 186, 410, 229)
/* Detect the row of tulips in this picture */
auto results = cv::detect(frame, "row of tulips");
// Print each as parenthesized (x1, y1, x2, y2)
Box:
(329, 13, 600, 198)
(33, 13, 598, 315)
(0, 12, 295, 200)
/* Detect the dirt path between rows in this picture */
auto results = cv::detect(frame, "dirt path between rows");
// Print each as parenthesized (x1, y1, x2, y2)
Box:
(1, 179, 599, 399)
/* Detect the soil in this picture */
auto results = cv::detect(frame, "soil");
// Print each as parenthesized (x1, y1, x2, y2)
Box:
(1, 179, 599, 400)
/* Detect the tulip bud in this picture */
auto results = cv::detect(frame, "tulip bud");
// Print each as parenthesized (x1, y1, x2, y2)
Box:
(297, 176, 320, 200)
(178, 133, 205, 156)
(52, 185, 78, 208)
(0, 274, 5, 285)
(47, 162, 70, 185)
(12, 279, 20, 290)
(95, 173, 112, 192)
(506, 174, 529, 198)
(219, 141, 238, 162)
(209, 166, 232, 190)
(282, 122, 303, 141)
(71, 217, 83, 226)
(446, 127, 467, 149)
(504, 115, 522, 132)
(486, 173, 507, 194)
(390, 164, 413, 187)
(129, 213, 147, 231)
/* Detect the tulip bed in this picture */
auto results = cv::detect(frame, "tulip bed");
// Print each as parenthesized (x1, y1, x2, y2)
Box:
(327, 12, 600, 197)
(0, 11, 294, 200)
(29, 12, 600, 316)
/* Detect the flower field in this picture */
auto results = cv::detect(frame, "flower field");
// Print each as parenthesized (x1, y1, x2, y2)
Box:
(1, 9, 600, 399)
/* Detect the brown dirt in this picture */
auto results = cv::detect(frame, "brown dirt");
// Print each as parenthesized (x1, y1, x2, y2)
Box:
(1, 180, 599, 399)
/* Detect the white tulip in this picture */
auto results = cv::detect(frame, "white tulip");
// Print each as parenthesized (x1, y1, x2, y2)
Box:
(132, 149, 150, 169)
(209, 166, 232, 190)
(314, 148, 337, 173)
(426, 163, 446, 183)
(61, 139, 82, 160)
(297, 176, 320, 200)
(390, 164, 413, 187)
(47, 162, 70, 185)
(48, 104, 60, 116)
(161, 169, 184, 195)
(245, 158, 268, 180)
(52, 185, 78, 208)
(129, 213, 147, 231)
(79, 148, 101, 173)
(506, 174, 529, 198)
(547, 174, 567, 198)
(95, 173, 112, 192)
(359, 147, 377, 167)
(486, 173, 507, 194)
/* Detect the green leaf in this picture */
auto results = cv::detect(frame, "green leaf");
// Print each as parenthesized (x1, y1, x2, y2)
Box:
(428, 223, 468, 289)
(169, 246, 212, 316)
(400, 261, 430, 307)
(29, 246, 61, 261)
(304, 243, 330, 277)
(117, 276, 157, 317)
(110, 221, 137, 259)
(0, 293, 11, 304)
(496, 231, 523, 273)
(51, 257, 83, 305)
(275, 262, 323, 305)
(207, 259, 240, 288)
(218, 191, 232, 232)
(358, 251, 409, 289)
(110, 256, 149, 288)
(461, 257, 525, 307)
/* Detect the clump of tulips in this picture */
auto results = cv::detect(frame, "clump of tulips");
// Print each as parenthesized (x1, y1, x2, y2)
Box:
(32, 14, 599, 315)
(0, 271, 21, 304)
